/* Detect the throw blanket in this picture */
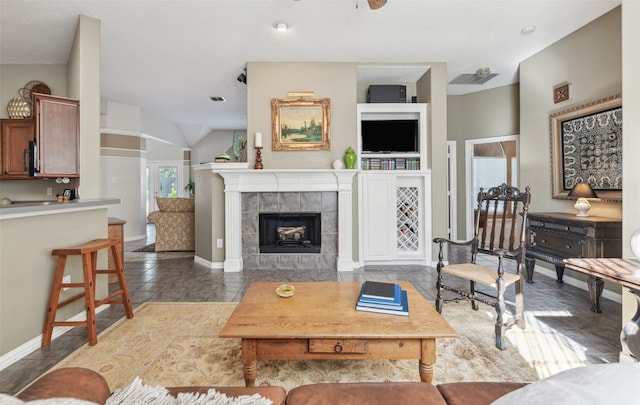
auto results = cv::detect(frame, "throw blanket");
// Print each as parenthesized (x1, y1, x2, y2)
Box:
(106, 378, 272, 405)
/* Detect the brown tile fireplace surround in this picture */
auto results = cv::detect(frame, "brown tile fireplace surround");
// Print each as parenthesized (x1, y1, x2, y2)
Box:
(215, 170, 357, 272)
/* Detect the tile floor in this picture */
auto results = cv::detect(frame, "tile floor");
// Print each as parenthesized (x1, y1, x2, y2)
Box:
(0, 229, 625, 395)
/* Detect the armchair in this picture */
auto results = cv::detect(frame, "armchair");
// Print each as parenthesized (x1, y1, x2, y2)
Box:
(147, 197, 195, 252)
(433, 183, 531, 350)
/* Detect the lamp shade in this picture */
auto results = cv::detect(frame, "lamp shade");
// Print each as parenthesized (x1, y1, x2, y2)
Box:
(568, 182, 598, 199)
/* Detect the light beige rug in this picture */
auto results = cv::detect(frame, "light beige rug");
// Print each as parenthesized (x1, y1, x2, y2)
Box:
(49, 302, 588, 392)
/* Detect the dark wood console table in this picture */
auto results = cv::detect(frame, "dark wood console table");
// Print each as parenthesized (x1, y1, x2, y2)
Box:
(525, 212, 622, 283)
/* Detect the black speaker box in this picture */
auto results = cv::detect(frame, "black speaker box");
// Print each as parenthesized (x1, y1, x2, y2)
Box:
(367, 85, 407, 103)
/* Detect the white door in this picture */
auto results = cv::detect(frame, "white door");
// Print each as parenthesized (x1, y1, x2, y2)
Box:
(146, 161, 183, 216)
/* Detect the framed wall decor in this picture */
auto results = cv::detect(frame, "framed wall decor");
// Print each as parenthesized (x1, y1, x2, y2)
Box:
(271, 98, 331, 151)
(550, 94, 622, 202)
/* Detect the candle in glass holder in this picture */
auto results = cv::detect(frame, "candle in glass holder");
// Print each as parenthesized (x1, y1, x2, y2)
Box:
(255, 132, 263, 148)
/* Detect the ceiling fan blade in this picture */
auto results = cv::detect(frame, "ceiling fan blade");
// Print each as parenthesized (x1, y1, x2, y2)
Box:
(367, 0, 387, 10)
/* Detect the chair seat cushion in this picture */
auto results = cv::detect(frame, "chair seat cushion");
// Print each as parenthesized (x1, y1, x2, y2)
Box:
(442, 263, 520, 288)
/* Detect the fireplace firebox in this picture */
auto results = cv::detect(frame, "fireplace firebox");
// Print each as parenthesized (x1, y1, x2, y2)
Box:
(259, 212, 321, 253)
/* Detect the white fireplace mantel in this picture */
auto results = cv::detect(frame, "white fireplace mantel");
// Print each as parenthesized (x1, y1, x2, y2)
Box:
(213, 169, 358, 272)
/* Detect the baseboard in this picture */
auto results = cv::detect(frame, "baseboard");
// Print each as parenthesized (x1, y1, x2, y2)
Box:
(124, 233, 147, 242)
(193, 255, 224, 269)
(0, 305, 110, 372)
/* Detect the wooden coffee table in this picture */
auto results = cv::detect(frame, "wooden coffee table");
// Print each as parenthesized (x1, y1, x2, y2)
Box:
(219, 281, 457, 386)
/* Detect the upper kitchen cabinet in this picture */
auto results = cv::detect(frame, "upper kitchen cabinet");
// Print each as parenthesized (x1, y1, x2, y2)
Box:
(0, 119, 35, 179)
(33, 93, 79, 178)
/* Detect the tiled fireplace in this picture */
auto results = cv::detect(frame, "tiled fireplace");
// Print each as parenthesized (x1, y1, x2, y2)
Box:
(243, 192, 335, 269)
(215, 170, 357, 272)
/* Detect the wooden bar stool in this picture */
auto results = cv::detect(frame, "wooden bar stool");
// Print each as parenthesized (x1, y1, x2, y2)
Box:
(42, 238, 134, 347)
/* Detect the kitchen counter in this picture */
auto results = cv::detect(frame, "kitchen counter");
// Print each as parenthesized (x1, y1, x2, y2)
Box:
(0, 198, 120, 219)
(0, 198, 121, 360)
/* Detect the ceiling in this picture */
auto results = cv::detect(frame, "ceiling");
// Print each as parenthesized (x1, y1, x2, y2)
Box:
(0, 0, 620, 146)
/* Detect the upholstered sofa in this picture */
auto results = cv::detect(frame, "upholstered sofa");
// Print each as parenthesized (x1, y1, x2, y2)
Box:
(147, 197, 195, 252)
(9, 364, 639, 404)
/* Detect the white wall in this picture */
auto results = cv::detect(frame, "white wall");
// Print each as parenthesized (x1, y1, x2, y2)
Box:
(621, 0, 640, 355)
(100, 101, 147, 240)
(141, 109, 188, 147)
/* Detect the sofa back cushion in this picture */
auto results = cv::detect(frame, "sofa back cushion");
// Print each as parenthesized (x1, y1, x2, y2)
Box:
(156, 197, 195, 212)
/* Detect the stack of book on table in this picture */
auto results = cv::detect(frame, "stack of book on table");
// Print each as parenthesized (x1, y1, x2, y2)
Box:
(355, 281, 408, 316)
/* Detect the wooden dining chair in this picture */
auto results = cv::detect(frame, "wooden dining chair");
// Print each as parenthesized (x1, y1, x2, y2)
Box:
(433, 183, 532, 350)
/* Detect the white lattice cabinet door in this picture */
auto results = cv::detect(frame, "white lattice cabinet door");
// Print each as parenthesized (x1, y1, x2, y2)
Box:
(397, 183, 420, 252)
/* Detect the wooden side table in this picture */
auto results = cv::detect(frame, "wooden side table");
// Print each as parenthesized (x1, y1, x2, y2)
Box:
(564, 258, 640, 359)
(108, 217, 126, 283)
(525, 212, 621, 283)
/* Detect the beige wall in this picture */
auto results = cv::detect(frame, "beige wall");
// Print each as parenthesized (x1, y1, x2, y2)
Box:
(520, 7, 622, 219)
(194, 168, 225, 264)
(0, 209, 108, 355)
(0, 64, 68, 117)
(69, 15, 102, 200)
(246, 62, 358, 170)
(447, 84, 520, 235)
(417, 63, 449, 261)
(0, 15, 110, 357)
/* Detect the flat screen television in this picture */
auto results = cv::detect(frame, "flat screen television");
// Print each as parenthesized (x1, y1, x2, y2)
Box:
(361, 119, 419, 153)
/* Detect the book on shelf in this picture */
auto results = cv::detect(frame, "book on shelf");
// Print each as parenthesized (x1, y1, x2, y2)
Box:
(360, 281, 401, 301)
(356, 289, 409, 316)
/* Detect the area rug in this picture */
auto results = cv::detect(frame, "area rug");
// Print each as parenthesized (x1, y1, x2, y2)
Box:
(47, 302, 586, 392)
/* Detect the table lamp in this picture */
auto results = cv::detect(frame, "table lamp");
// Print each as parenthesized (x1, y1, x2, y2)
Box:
(568, 182, 598, 217)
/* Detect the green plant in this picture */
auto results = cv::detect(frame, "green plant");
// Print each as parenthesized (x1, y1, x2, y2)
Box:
(185, 178, 195, 196)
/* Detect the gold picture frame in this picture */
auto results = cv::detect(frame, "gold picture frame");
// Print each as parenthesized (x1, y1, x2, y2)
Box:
(550, 94, 622, 202)
(271, 98, 331, 151)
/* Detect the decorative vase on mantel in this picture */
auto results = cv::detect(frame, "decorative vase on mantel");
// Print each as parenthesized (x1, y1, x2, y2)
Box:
(344, 147, 357, 169)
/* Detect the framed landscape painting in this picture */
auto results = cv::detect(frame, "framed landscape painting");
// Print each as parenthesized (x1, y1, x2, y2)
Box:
(271, 98, 331, 151)
(550, 94, 622, 202)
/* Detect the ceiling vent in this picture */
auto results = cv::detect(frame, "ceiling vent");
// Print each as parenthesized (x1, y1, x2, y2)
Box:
(449, 67, 497, 85)
(210, 96, 226, 102)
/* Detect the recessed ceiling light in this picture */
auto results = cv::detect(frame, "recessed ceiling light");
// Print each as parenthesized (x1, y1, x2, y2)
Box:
(273, 22, 288, 32)
(521, 26, 536, 35)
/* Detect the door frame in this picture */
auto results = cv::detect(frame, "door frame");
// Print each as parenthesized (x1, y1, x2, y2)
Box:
(464, 135, 519, 239)
(447, 141, 457, 240)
